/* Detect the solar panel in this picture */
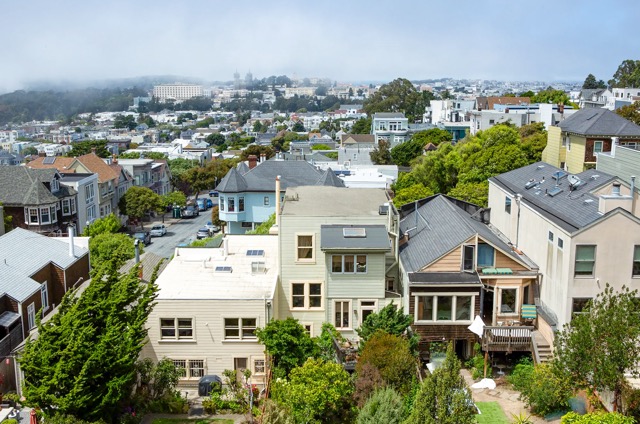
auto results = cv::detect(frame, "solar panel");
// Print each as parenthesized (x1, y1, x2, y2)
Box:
(246, 249, 265, 256)
(343, 228, 366, 238)
(43, 157, 56, 164)
(215, 266, 233, 273)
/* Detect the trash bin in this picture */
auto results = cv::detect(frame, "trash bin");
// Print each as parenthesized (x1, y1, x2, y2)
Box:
(198, 375, 222, 396)
(173, 206, 181, 219)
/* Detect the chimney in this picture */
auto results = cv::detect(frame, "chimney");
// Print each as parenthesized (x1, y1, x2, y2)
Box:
(38, 151, 46, 157)
(275, 175, 281, 226)
(112, 154, 118, 164)
(611, 137, 619, 157)
(91, 147, 97, 154)
(223, 237, 229, 257)
(260, 153, 266, 163)
(68, 225, 75, 258)
(248, 155, 258, 169)
(0, 205, 5, 236)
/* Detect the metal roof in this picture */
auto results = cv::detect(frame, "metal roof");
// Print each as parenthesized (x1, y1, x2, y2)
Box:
(320, 225, 390, 250)
(0, 311, 20, 327)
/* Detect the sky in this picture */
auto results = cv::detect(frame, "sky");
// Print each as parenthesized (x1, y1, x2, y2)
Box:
(2, 0, 639, 93)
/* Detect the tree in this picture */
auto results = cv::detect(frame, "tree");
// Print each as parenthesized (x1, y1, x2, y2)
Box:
(239, 144, 275, 161)
(161, 190, 187, 220)
(609, 59, 640, 88)
(89, 232, 139, 268)
(292, 121, 305, 132)
(356, 302, 418, 353)
(118, 186, 163, 229)
(82, 213, 121, 236)
(206, 132, 226, 146)
(272, 358, 354, 424)
(393, 183, 433, 207)
(0, 202, 13, 231)
(370, 140, 393, 165)
(531, 87, 573, 106)
(210, 205, 225, 229)
(23, 146, 39, 156)
(554, 284, 640, 412)
(246, 213, 275, 235)
(405, 343, 475, 424)
(356, 387, 404, 424)
(351, 117, 371, 134)
(615, 101, 640, 126)
(561, 411, 633, 423)
(311, 144, 332, 151)
(582, 73, 607, 89)
(390, 139, 424, 166)
(66, 140, 110, 158)
(113, 114, 137, 131)
(19, 261, 158, 422)
(363, 78, 423, 122)
(256, 317, 318, 378)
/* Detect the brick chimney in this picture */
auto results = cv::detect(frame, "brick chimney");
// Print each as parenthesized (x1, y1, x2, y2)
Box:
(91, 147, 97, 154)
(38, 151, 46, 157)
(248, 155, 258, 169)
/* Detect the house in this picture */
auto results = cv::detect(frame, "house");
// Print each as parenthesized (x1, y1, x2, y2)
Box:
(0, 150, 20, 165)
(116, 158, 172, 195)
(0, 166, 79, 234)
(541, 108, 640, 172)
(140, 235, 277, 389)
(215, 160, 345, 234)
(371, 113, 409, 146)
(597, 141, 640, 190)
(397, 194, 539, 358)
(488, 162, 640, 345)
(276, 186, 399, 346)
(475, 96, 531, 111)
(58, 173, 100, 234)
(0, 227, 90, 392)
(578, 88, 612, 109)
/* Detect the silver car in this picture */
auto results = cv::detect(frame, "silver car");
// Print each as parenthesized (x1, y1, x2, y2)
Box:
(150, 224, 167, 237)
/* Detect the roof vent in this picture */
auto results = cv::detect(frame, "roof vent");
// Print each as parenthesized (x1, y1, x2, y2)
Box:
(548, 187, 563, 197)
(536, 164, 545, 169)
(583, 198, 594, 205)
(552, 171, 567, 181)
(590, 174, 600, 180)
(568, 175, 583, 190)
(525, 179, 538, 189)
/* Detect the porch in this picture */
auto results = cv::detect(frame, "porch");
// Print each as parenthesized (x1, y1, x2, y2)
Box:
(481, 325, 534, 353)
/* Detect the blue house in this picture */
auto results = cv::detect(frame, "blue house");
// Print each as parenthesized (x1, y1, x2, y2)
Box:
(216, 160, 345, 234)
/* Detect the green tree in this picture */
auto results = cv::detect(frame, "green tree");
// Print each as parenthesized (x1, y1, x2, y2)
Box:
(210, 205, 225, 229)
(0, 202, 13, 231)
(390, 139, 424, 166)
(370, 140, 393, 165)
(405, 343, 475, 424)
(23, 146, 39, 156)
(239, 144, 275, 161)
(518, 362, 573, 417)
(246, 213, 275, 235)
(561, 411, 633, 424)
(311, 143, 332, 151)
(554, 284, 640, 412)
(118, 186, 163, 229)
(519, 122, 548, 162)
(82, 213, 121, 237)
(531, 87, 573, 106)
(615, 101, 640, 126)
(447, 181, 489, 206)
(19, 261, 158, 422)
(393, 183, 433, 207)
(364, 78, 423, 122)
(206, 132, 226, 146)
(272, 358, 354, 424)
(351, 117, 372, 134)
(292, 121, 305, 132)
(356, 387, 404, 424)
(161, 190, 187, 219)
(113, 114, 137, 131)
(356, 302, 418, 353)
(609, 59, 640, 88)
(582, 74, 607, 89)
(66, 140, 110, 158)
(314, 322, 346, 362)
(256, 318, 318, 378)
(89, 232, 139, 268)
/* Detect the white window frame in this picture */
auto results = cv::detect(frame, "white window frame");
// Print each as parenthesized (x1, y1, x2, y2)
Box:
(413, 293, 476, 323)
(334, 300, 352, 330)
(85, 184, 95, 204)
(160, 318, 194, 341)
(41, 283, 49, 312)
(239, 196, 244, 212)
(462, 244, 475, 272)
(62, 199, 71, 216)
(498, 287, 519, 316)
(290, 281, 323, 310)
(594, 140, 603, 154)
(27, 208, 39, 225)
(70, 197, 76, 214)
(27, 303, 36, 330)
(40, 207, 51, 224)
(359, 300, 377, 326)
(50, 205, 57, 223)
(295, 233, 315, 263)
(331, 254, 367, 274)
(301, 323, 314, 336)
(228, 197, 236, 212)
(253, 358, 266, 375)
(171, 359, 206, 379)
(51, 178, 59, 192)
(575, 244, 596, 277)
(220, 196, 225, 211)
(223, 317, 258, 340)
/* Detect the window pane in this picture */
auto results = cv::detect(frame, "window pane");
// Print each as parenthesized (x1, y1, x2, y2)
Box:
(343, 255, 355, 273)
(463, 245, 475, 271)
(634, 246, 640, 276)
(173, 360, 187, 378)
(572, 298, 592, 314)
(576, 245, 595, 260)
(437, 296, 452, 320)
(477, 244, 494, 267)
(254, 359, 265, 374)
(501, 289, 517, 313)
(309, 283, 321, 307)
(292, 284, 305, 307)
(418, 296, 433, 321)
(356, 255, 367, 273)
(456, 296, 472, 321)
(297, 236, 313, 259)
(242, 318, 257, 338)
(298, 235, 313, 247)
(189, 360, 205, 378)
(332, 255, 342, 272)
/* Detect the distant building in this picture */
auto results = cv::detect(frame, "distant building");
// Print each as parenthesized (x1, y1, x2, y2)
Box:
(152, 84, 204, 102)
(371, 113, 409, 146)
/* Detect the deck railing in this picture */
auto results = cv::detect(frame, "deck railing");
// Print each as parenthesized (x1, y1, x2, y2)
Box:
(0, 325, 24, 359)
(481, 326, 533, 353)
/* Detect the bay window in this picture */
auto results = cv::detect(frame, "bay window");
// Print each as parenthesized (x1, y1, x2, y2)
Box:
(415, 294, 474, 322)
(331, 254, 367, 273)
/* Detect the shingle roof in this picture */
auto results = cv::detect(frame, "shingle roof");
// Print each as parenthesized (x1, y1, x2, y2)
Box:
(408, 272, 482, 285)
(315, 168, 344, 186)
(373, 112, 406, 119)
(399, 195, 534, 273)
(558, 108, 640, 137)
(0, 166, 75, 206)
(341, 134, 375, 144)
(320, 225, 390, 250)
(74, 153, 119, 183)
(489, 162, 617, 232)
(26, 156, 75, 170)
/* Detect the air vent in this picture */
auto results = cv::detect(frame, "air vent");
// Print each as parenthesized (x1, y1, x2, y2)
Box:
(583, 199, 594, 205)
(251, 262, 266, 274)
(548, 187, 563, 197)
(525, 180, 538, 189)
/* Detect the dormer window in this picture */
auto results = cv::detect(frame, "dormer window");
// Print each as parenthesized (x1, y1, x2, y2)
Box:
(51, 178, 59, 192)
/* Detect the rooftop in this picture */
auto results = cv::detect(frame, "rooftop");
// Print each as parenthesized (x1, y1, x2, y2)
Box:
(558, 108, 640, 137)
(320, 225, 390, 251)
(281, 186, 390, 217)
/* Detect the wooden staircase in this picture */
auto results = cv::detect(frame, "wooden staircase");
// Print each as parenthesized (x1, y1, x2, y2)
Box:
(532, 330, 553, 363)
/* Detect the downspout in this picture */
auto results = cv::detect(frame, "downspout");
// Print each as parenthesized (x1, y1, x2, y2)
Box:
(515, 194, 522, 250)
(632, 175, 636, 215)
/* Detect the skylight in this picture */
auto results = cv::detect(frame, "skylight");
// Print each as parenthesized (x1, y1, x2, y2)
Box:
(246, 249, 265, 257)
(343, 228, 366, 238)
(215, 266, 233, 273)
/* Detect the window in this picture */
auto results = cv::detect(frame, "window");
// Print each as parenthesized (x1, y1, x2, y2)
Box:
(463, 245, 475, 271)
(263, 196, 270, 206)
(160, 318, 194, 340)
(416, 295, 474, 322)
(224, 318, 257, 340)
(254, 359, 266, 375)
(558, 238, 564, 249)
(70, 198, 76, 214)
(27, 303, 36, 330)
(51, 179, 59, 192)
(29, 208, 39, 224)
(500, 288, 517, 314)
(360, 301, 376, 324)
(85, 184, 94, 203)
(220, 196, 225, 211)
(296, 234, 314, 262)
(50, 205, 57, 223)
(234, 357, 248, 372)
(548, 231, 554, 242)
(572, 298, 592, 315)
(505, 197, 511, 214)
(239, 197, 244, 212)
(87, 205, 96, 222)
(477, 244, 495, 267)
(291, 282, 322, 309)
(575, 245, 596, 277)
(594, 140, 603, 154)
(303, 324, 313, 335)
(62, 199, 71, 215)
(41, 283, 49, 311)
(228, 197, 235, 212)
(40, 207, 50, 224)
(331, 255, 367, 273)
(334, 301, 351, 329)
(633, 246, 640, 277)
(172, 359, 205, 379)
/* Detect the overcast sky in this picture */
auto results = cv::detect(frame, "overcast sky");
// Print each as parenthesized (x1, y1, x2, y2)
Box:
(2, 0, 639, 93)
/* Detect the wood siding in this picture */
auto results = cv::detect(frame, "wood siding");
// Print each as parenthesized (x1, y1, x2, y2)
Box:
(424, 246, 462, 272)
(494, 251, 528, 271)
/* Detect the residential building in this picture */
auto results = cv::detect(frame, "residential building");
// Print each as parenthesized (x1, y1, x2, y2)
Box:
(141, 235, 277, 389)
(542, 108, 640, 173)
(398, 194, 538, 358)
(59, 173, 100, 234)
(488, 162, 640, 344)
(578, 88, 612, 109)
(116, 158, 172, 195)
(153, 84, 204, 102)
(215, 159, 345, 234)
(338, 134, 376, 167)
(597, 142, 640, 191)
(475, 96, 531, 111)
(371, 113, 409, 146)
(277, 186, 399, 343)
(0, 150, 20, 165)
(0, 227, 90, 392)
(0, 167, 78, 234)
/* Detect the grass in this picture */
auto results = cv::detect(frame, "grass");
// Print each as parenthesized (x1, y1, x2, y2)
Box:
(151, 419, 234, 424)
(476, 401, 510, 424)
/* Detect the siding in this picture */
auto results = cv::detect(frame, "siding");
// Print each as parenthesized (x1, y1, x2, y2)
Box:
(424, 246, 462, 272)
(494, 251, 528, 271)
(541, 126, 562, 167)
(566, 134, 586, 173)
(326, 252, 386, 299)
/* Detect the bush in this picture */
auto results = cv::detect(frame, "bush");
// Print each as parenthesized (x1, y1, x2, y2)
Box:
(507, 356, 534, 392)
(561, 411, 634, 423)
(466, 342, 491, 380)
(357, 387, 404, 424)
(520, 363, 573, 416)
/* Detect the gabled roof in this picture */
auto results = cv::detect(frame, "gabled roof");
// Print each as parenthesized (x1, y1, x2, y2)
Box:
(27, 156, 74, 170)
(316, 168, 344, 186)
(489, 162, 617, 232)
(72, 153, 120, 183)
(0, 166, 75, 206)
(558, 108, 640, 137)
(341, 134, 375, 144)
(399, 194, 535, 273)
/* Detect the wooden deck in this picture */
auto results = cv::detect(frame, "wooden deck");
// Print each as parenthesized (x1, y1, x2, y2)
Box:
(481, 326, 534, 353)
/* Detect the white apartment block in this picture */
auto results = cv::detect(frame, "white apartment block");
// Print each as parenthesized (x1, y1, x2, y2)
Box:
(153, 84, 204, 101)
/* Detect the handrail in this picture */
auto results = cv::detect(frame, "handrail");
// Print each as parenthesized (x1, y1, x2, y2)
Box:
(531, 335, 542, 364)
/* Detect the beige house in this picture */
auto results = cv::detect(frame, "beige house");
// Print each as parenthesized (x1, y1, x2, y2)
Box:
(277, 186, 399, 341)
(141, 235, 277, 388)
(489, 162, 640, 344)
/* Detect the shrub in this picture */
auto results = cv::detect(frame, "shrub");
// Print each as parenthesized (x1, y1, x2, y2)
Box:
(354, 363, 386, 407)
(561, 411, 634, 423)
(357, 387, 404, 424)
(507, 356, 534, 392)
(624, 387, 640, 423)
(519, 363, 573, 416)
(466, 342, 491, 380)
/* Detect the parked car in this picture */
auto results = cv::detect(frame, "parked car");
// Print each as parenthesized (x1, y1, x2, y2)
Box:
(196, 198, 207, 212)
(206, 198, 214, 208)
(205, 221, 220, 235)
(133, 231, 151, 246)
(209, 190, 219, 197)
(150, 224, 167, 237)
(182, 206, 199, 218)
(196, 228, 210, 240)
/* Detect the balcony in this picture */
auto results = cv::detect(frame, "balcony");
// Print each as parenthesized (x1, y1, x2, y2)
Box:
(0, 312, 23, 359)
(481, 325, 533, 353)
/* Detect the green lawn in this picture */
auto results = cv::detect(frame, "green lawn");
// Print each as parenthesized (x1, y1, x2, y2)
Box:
(476, 401, 509, 424)
(151, 419, 234, 424)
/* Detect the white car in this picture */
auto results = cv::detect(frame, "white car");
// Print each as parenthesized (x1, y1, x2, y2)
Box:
(150, 224, 167, 237)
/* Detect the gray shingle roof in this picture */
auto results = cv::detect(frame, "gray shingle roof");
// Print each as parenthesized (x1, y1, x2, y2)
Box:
(0, 166, 75, 206)
(399, 195, 534, 273)
(408, 272, 481, 285)
(489, 162, 617, 232)
(320, 225, 390, 250)
(558, 108, 640, 137)
(216, 160, 344, 194)
(316, 168, 344, 186)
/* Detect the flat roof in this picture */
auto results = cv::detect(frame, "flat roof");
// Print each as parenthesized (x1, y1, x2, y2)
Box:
(281, 186, 390, 217)
(320, 225, 390, 250)
(154, 235, 278, 300)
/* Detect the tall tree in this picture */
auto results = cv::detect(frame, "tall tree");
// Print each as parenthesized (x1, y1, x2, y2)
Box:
(615, 101, 640, 126)
(356, 302, 418, 353)
(66, 140, 110, 158)
(370, 140, 393, 165)
(19, 261, 158, 422)
(364, 78, 424, 122)
(609, 59, 640, 88)
(118, 186, 163, 229)
(554, 284, 640, 411)
(82, 213, 121, 237)
(88, 232, 139, 268)
(582, 73, 607, 89)
(351, 117, 372, 134)
(405, 343, 475, 424)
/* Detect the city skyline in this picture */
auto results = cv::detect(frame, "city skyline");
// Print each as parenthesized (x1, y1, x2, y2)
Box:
(2, 0, 638, 94)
